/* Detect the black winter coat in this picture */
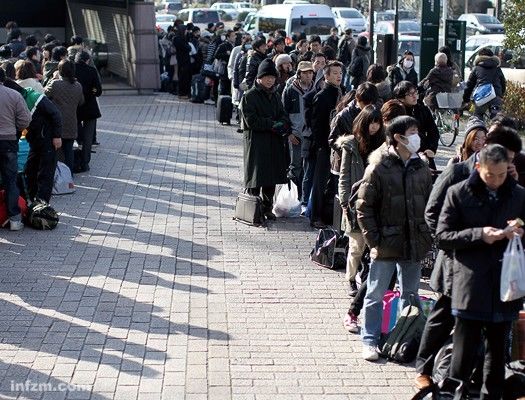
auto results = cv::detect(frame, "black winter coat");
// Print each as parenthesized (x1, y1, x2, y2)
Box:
(240, 84, 290, 188)
(463, 55, 506, 103)
(244, 50, 267, 89)
(437, 171, 525, 322)
(328, 100, 361, 173)
(75, 62, 102, 121)
(311, 83, 341, 151)
(405, 103, 440, 154)
(323, 35, 339, 52)
(26, 96, 62, 143)
(215, 41, 233, 63)
(348, 45, 370, 88)
(388, 63, 418, 92)
(425, 154, 476, 295)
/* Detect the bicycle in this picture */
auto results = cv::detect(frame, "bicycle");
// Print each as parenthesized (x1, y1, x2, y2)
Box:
(433, 92, 463, 147)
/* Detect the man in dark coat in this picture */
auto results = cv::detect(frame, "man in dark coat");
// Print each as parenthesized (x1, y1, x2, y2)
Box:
(462, 47, 506, 119)
(242, 38, 268, 90)
(309, 61, 344, 228)
(436, 144, 525, 399)
(173, 27, 191, 98)
(74, 51, 102, 173)
(214, 30, 236, 96)
(414, 125, 522, 390)
(323, 28, 339, 52)
(239, 59, 291, 220)
(348, 36, 370, 90)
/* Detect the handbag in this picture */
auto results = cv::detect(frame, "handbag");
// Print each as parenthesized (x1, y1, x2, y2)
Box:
(472, 83, 496, 107)
(233, 190, 266, 227)
(310, 228, 348, 270)
(500, 234, 525, 302)
(213, 59, 226, 78)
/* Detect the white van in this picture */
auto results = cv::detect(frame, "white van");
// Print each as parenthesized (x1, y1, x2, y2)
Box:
(177, 8, 221, 30)
(245, 4, 336, 41)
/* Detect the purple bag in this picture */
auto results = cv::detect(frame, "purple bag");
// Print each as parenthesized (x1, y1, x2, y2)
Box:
(381, 290, 400, 334)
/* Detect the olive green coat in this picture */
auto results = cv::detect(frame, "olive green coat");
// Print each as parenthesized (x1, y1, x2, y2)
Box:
(240, 83, 290, 188)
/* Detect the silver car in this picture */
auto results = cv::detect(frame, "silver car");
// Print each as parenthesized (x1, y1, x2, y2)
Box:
(332, 7, 367, 35)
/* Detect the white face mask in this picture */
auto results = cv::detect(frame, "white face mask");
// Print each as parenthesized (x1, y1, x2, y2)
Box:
(244, 44, 252, 50)
(402, 134, 421, 154)
(221, 35, 226, 41)
(403, 60, 414, 69)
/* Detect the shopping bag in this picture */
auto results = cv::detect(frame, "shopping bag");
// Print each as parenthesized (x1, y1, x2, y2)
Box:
(500, 234, 525, 302)
(382, 290, 401, 334)
(273, 182, 301, 218)
(52, 162, 75, 195)
(472, 83, 496, 107)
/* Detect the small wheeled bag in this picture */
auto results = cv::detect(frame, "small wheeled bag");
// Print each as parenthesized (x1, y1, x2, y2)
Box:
(233, 190, 265, 227)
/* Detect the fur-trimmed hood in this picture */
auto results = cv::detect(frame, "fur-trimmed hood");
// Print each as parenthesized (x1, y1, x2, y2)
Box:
(336, 134, 358, 152)
(474, 55, 500, 68)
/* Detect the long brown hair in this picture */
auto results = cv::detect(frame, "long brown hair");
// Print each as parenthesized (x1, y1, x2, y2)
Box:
(335, 90, 355, 113)
(352, 104, 385, 157)
(461, 129, 486, 161)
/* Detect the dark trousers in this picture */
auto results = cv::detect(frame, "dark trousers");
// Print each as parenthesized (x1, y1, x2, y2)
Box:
(61, 138, 74, 172)
(310, 147, 337, 224)
(416, 294, 455, 375)
(78, 119, 96, 170)
(0, 144, 21, 219)
(218, 78, 231, 96)
(247, 186, 276, 213)
(177, 64, 191, 96)
(25, 139, 57, 203)
(301, 150, 316, 206)
(451, 317, 510, 400)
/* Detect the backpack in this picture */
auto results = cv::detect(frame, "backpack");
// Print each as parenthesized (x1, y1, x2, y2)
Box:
(504, 360, 525, 400)
(26, 200, 59, 230)
(380, 300, 426, 363)
(310, 228, 348, 270)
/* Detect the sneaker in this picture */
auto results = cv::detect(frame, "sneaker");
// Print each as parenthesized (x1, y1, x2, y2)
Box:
(343, 312, 359, 333)
(414, 374, 433, 390)
(362, 344, 379, 361)
(300, 205, 307, 216)
(92, 141, 100, 147)
(348, 280, 358, 297)
(204, 99, 215, 105)
(9, 220, 24, 231)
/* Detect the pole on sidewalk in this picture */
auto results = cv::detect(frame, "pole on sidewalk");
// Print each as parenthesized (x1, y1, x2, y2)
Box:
(368, 0, 374, 63)
(442, 0, 448, 47)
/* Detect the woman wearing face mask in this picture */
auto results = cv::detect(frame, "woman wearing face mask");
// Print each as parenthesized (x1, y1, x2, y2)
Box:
(356, 115, 433, 361)
(388, 51, 418, 93)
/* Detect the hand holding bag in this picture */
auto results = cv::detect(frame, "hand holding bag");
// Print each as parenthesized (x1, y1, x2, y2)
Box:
(500, 234, 525, 302)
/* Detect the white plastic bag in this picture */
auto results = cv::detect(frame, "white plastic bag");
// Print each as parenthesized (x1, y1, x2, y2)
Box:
(272, 182, 301, 218)
(500, 234, 525, 302)
(52, 162, 75, 195)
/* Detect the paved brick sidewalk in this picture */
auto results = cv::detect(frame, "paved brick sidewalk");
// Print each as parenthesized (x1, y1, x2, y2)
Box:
(0, 94, 444, 400)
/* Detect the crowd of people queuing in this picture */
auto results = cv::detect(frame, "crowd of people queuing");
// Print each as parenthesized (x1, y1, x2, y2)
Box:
(156, 19, 525, 399)
(0, 21, 102, 231)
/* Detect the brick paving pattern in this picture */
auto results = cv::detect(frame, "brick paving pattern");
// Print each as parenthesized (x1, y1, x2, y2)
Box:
(0, 94, 457, 399)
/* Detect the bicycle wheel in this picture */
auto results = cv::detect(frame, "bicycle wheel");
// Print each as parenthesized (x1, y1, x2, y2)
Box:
(437, 109, 458, 147)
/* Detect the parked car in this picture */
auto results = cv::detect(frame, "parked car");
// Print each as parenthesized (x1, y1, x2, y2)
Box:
(161, 0, 183, 15)
(458, 13, 504, 35)
(465, 34, 505, 61)
(246, 4, 336, 41)
(243, 11, 257, 31)
(464, 44, 525, 84)
(177, 8, 221, 30)
(374, 10, 395, 23)
(234, 2, 257, 14)
(385, 9, 417, 21)
(155, 13, 176, 33)
(375, 20, 420, 36)
(210, 3, 239, 19)
(332, 7, 367, 35)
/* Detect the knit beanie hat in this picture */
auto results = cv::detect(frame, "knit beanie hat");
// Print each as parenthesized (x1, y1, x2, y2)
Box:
(357, 35, 368, 47)
(465, 116, 487, 137)
(257, 59, 278, 79)
(274, 54, 292, 69)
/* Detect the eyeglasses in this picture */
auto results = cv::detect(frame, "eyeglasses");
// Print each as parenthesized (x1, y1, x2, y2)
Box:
(405, 91, 418, 97)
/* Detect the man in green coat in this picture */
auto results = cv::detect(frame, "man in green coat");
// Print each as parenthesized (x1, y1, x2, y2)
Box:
(240, 59, 291, 220)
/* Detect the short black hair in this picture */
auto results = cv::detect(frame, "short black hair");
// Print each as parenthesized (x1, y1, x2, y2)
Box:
(26, 46, 39, 60)
(490, 113, 520, 131)
(478, 144, 509, 165)
(44, 34, 56, 44)
(393, 80, 418, 99)
(0, 45, 12, 59)
(51, 46, 68, 62)
(385, 115, 419, 146)
(75, 50, 91, 63)
(253, 38, 266, 51)
(321, 45, 336, 60)
(309, 35, 321, 44)
(478, 47, 494, 57)
(323, 60, 343, 76)
(9, 29, 21, 39)
(486, 125, 522, 153)
(70, 35, 83, 45)
(273, 36, 285, 46)
(312, 52, 326, 61)
(355, 82, 379, 105)
(25, 35, 38, 47)
(43, 42, 56, 54)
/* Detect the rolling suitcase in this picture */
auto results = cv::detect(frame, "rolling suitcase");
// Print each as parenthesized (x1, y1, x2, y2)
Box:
(233, 191, 265, 227)
(216, 95, 233, 125)
(190, 74, 205, 103)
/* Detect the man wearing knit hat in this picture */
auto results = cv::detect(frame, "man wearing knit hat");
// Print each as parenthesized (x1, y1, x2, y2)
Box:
(282, 61, 315, 208)
(239, 59, 292, 221)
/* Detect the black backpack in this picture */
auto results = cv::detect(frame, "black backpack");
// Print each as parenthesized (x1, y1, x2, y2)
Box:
(26, 200, 59, 230)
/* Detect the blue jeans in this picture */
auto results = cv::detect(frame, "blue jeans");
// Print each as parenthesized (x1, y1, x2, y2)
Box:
(361, 258, 421, 346)
(0, 145, 21, 220)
